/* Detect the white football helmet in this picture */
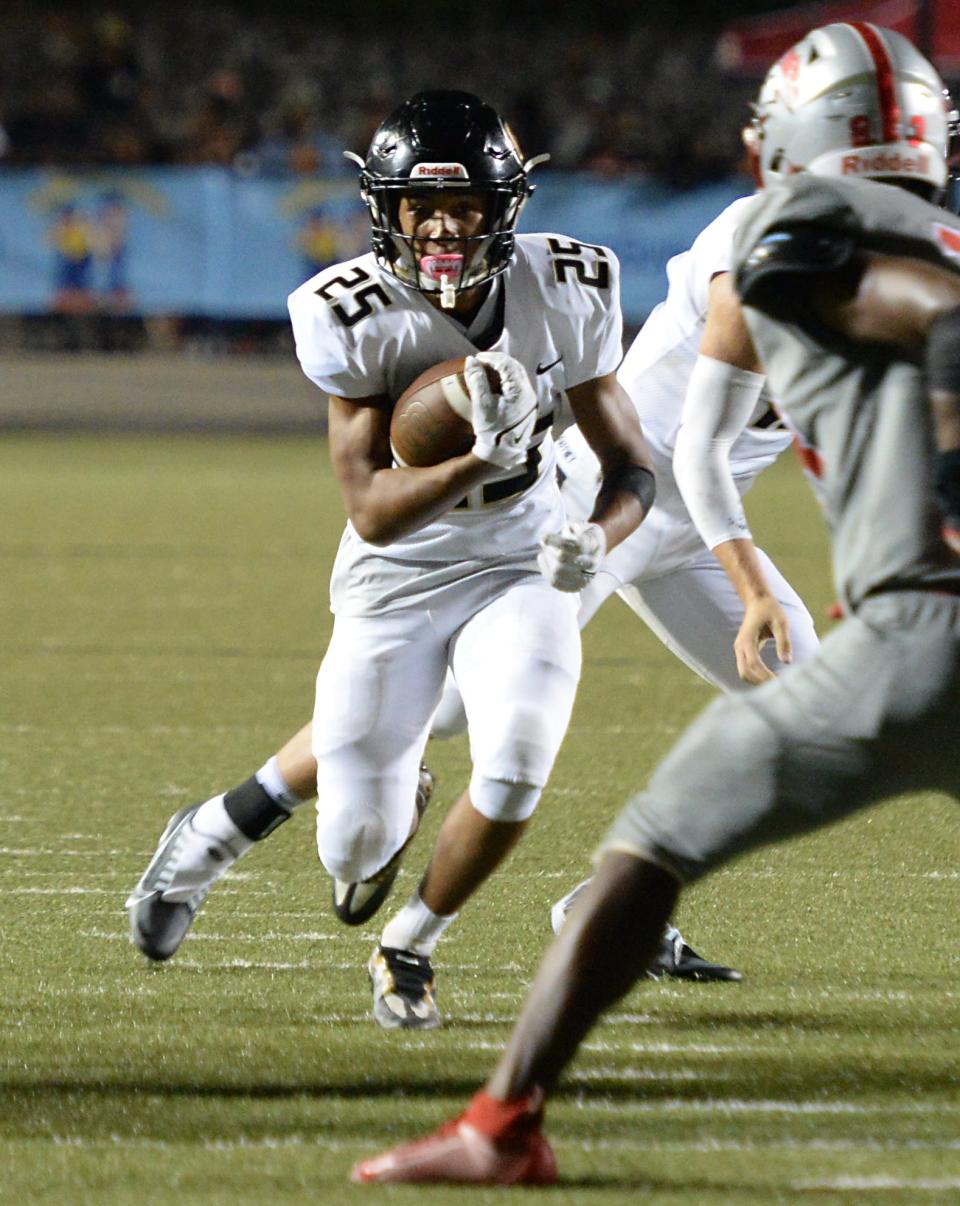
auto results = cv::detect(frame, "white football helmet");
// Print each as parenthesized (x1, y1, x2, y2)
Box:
(745, 22, 958, 197)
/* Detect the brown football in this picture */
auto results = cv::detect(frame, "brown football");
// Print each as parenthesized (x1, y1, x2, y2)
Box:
(390, 357, 499, 468)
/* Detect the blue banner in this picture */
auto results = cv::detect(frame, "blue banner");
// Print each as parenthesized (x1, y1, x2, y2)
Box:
(0, 167, 750, 324)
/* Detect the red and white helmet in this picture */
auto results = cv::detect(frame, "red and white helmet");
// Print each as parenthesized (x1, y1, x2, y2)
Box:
(746, 22, 958, 196)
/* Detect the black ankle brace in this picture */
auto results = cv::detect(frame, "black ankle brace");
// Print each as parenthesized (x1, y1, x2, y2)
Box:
(223, 775, 293, 841)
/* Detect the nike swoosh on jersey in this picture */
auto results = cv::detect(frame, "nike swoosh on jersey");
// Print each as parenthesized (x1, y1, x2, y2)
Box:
(536, 355, 563, 374)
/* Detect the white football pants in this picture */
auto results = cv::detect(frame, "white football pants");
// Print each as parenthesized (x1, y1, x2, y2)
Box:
(312, 569, 581, 883)
(430, 445, 819, 740)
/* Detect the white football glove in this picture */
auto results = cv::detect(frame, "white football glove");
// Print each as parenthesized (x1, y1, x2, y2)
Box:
(537, 521, 607, 592)
(463, 351, 538, 471)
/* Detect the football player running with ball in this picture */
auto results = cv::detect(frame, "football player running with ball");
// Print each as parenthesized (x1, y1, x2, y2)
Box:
(352, 23, 960, 1183)
(128, 70, 842, 988)
(127, 90, 654, 1030)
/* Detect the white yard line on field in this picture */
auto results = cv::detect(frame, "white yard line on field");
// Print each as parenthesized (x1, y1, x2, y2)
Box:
(16, 1135, 959, 1156)
(579, 1097, 960, 1116)
(794, 1177, 960, 1190)
(81, 929, 340, 942)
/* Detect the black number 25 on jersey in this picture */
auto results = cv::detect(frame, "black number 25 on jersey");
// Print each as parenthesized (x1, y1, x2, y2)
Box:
(316, 267, 392, 328)
(547, 238, 610, 289)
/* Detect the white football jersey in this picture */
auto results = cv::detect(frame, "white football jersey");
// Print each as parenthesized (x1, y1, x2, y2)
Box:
(618, 196, 792, 495)
(288, 233, 622, 615)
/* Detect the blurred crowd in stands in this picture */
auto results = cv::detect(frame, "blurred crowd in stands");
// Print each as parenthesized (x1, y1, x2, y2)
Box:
(0, 4, 754, 185)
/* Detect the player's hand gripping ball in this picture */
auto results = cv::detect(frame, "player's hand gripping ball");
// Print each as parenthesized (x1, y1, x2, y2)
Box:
(390, 352, 537, 472)
(464, 351, 538, 470)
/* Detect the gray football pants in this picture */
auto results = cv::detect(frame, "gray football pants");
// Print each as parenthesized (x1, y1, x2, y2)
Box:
(603, 591, 960, 883)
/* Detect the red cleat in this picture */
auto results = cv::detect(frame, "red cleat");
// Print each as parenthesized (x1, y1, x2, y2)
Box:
(350, 1090, 557, 1186)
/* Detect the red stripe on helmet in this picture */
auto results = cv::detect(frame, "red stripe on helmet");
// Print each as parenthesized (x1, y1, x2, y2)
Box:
(848, 22, 902, 144)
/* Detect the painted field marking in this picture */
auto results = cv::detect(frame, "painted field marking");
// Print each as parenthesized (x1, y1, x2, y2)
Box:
(579, 1097, 960, 1116)
(19, 1135, 960, 1156)
(794, 1177, 960, 1191)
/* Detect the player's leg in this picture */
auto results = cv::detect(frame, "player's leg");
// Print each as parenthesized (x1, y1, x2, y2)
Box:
(312, 609, 444, 900)
(353, 595, 960, 1183)
(310, 608, 450, 1030)
(551, 541, 815, 979)
(618, 545, 816, 977)
(126, 722, 316, 961)
(375, 578, 581, 1027)
(353, 850, 676, 1186)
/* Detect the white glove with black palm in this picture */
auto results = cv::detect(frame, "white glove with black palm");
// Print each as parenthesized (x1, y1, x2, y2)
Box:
(463, 351, 538, 472)
(538, 521, 607, 592)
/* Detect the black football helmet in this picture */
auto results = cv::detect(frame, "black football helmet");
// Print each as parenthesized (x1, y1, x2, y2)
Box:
(345, 90, 547, 305)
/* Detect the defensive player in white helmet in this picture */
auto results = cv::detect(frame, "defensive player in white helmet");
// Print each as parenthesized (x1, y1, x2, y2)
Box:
(543, 17, 959, 936)
(127, 90, 654, 1031)
(351, 23, 960, 1185)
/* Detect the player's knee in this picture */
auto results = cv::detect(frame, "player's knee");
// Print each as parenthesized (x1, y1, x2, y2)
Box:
(469, 774, 542, 822)
(315, 799, 399, 882)
(475, 703, 564, 791)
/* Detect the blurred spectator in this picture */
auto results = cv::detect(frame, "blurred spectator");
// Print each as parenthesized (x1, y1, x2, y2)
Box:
(255, 102, 350, 178)
(77, 12, 167, 164)
(78, 14, 142, 120)
(6, 82, 91, 165)
(1, 1, 919, 183)
(178, 69, 260, 166)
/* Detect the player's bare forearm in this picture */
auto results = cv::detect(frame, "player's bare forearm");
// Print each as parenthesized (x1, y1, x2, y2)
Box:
(812, 254, 960, 350)
(328, 393, 499, 544)
(586, 486, 644, 553)
(361, 454, 503, 544)
(568, 372, 653, 551)
(713, 537, 776, 605)
(713, 538, 793, 683)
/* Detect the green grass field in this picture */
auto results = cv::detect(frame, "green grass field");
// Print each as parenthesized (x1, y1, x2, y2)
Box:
(1, 433, 958, 1204)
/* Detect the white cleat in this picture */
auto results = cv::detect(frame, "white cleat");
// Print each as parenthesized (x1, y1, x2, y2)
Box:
(125, 798, 242, 961)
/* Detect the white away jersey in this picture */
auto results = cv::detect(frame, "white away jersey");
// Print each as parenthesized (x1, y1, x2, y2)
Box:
(288, 234, 622, 615)
(617, 196, 791, 511)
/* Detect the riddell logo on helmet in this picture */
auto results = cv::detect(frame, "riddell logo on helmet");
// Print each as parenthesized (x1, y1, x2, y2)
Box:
(410, 163, 469, 179)
(841, 149, 930, 176)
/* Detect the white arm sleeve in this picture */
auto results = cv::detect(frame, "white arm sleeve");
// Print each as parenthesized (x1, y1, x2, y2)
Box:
(673, 354, 766, 550)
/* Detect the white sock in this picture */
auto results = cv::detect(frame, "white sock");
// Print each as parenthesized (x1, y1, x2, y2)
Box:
(155, 795, 251, 902)
(380, 889, 457, 957)
(192, 795, 254, 857)
(255, 755, 305, 811)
